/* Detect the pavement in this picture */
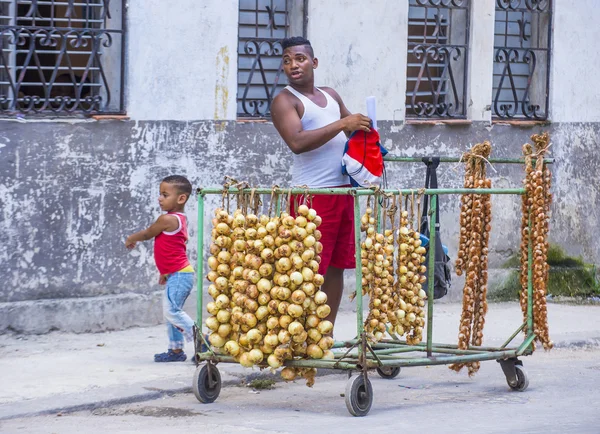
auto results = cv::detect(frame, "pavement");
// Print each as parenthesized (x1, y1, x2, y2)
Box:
(1, 301, 600, 421)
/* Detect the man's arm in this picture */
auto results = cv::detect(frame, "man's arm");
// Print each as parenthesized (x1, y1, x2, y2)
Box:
(125, 214, 178, 249)
(271, 92, 370, 155)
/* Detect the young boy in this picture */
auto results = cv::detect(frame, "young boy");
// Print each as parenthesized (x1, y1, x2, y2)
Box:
(125, 175, 196, 362)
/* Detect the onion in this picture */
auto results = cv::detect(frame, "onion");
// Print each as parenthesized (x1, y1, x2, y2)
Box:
(287, 303, 304, 318)
(277, 287, 292, 301)
(257, 278, 272, 293)
(215, 294, 230, 309)
(216, 309, 231, 323)
(238, 333, 249, 348)
(215, 276, 228, 291)
(290, 271, 304, 286)
(301, 282, 316, 296)
(322, 350, 335, 360)
(301, 249, 315, 262)
(207, 284, 219, 299)
(292, 330, 308, 343)
(303, 235, 316, 248)
(278, 329, 292, 344)
(247, 328, 262, 344)
(207, 256, 219, 271)
(314, 291, 328, 305)
(287, 321, 304, 336)
(317, 320, 333, 335)
(277, 274, 291, 288)
(259, 263, 274, 277)
(297, 204, 310, 216)
(313, 274, 325, 286)
(318, 336, 334, 350)
(218, 323, 232, 338)
(306, 314, 320, 329)
(307, 328, 322, 343)
(316, 305, 331, 319)
(291, 289, 306, 305)
(291, 255, 304, 270)
(266, 316, 279, 330)
(281, 367, 296, 381)
(206, 316, 219, 331)
(307, 344, 324, 359)
(224, 340, 241, 356)
(279, 314, 293, 329)
(242, 313, 257, 328)
(239, 352, 254, 367)
(301, 267, 314, 283)
(255, 305, 269, 321)
(217, 251, 231, 264)
(208, 333, 226, 348)
(207, 302, 219, 316)
(206, 271, 218, 283)
(267, 354, 282, 369)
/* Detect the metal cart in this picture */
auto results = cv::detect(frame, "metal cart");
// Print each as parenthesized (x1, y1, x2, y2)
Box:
(191, 156, 553, 416)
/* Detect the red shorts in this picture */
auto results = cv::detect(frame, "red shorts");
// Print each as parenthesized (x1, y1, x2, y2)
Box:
(291, 189, 356, 275)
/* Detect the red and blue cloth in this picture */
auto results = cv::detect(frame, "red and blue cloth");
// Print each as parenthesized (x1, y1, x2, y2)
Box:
(341, 129, 388, 187)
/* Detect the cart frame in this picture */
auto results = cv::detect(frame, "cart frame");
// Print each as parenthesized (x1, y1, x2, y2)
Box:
(191, 156, 554, 416)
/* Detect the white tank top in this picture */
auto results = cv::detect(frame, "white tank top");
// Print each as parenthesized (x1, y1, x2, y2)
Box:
(285, 86, 349, 188)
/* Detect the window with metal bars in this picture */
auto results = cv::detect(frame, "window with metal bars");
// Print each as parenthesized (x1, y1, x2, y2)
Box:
(406, 0, 470, 119)
(493, 0, 551, 120)
(0, 0, 124, 115)
(237, 0, 304, 118)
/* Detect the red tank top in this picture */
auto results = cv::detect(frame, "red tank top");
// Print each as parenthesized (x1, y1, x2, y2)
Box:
(154, 212, 190, 275)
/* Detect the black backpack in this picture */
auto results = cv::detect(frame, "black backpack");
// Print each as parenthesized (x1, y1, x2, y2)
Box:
(419, 157, 451, 300)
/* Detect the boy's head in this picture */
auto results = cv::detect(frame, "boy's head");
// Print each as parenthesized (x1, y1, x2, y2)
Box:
(159, 175, 192, 212)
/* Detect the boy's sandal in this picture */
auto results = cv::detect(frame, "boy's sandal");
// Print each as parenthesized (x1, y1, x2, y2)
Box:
(154, 349, 187, 362)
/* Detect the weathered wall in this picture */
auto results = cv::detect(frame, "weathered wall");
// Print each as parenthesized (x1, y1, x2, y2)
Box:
(126, 0, 238, 121)
(1, 119, 598, 333)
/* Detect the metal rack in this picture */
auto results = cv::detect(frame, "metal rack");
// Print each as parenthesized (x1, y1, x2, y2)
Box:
(191, 156, 553, 416)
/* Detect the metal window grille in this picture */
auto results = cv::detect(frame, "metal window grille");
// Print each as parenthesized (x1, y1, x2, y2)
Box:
(237, 0, 293, 118)
(493, 0, 551, 120)
(406, 0, 470, 119)
(0, 0, 125, 115)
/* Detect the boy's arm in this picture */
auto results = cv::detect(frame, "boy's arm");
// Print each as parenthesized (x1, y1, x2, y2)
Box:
(321, 87, 358, 138)
(271, 92, 370, 155)
(125, 214, 178, 249)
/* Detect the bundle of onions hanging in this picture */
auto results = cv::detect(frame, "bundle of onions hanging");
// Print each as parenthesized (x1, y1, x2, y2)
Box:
(520, 133, 553, 351)
(450, 141, 492, 376)
(205, 187, 334, 387)
(360, 201, 396, 342)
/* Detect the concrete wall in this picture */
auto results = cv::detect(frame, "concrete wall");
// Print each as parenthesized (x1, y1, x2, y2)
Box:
(1, 0, 599, 334)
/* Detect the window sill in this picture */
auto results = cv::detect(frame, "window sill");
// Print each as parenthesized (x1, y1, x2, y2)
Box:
(91, 115, 130, 121)
(492, 119, 551, 127)
(404, 119, 472, 126)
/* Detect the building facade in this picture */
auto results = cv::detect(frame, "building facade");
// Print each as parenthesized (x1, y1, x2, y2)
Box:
(1, 0, 599, 333)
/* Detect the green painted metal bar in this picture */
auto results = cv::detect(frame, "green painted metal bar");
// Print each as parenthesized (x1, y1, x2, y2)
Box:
(384, 156, 555, 165)
(426, 195, 437, 356)
(196, 193, 205, 328)
(517, 334, 536, 356)
(501, 322, 527, 349)
(353, 193, 364, 339)
(197, 187, 525, 196)
(340, 338, 519, 353)
(376, 348, 519, 368)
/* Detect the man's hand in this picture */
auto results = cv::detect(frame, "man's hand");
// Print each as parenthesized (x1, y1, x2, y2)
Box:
(158, 275, 167, 285)
(125, 236, 137, 250)
(342, 113, 371, 133)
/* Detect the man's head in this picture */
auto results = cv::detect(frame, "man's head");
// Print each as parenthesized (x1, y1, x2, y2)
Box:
(159, 175, 192, 211)
(281, 36, 317, 86)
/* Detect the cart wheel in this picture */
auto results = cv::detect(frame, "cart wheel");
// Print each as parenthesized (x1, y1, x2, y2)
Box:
(376, 366, 401, 379)
(345, 375, 373, 417)
(193, 363, 221, 403)
(507, 364, 529, 392)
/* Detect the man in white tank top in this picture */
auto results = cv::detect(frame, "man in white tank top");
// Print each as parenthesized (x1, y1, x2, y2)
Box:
(271, 37, 371, 327)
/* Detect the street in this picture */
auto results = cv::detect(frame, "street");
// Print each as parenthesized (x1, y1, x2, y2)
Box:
(2, 346, 599, 434)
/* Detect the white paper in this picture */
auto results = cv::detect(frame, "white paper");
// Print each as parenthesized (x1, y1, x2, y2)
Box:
(366, 96, 377, 130)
